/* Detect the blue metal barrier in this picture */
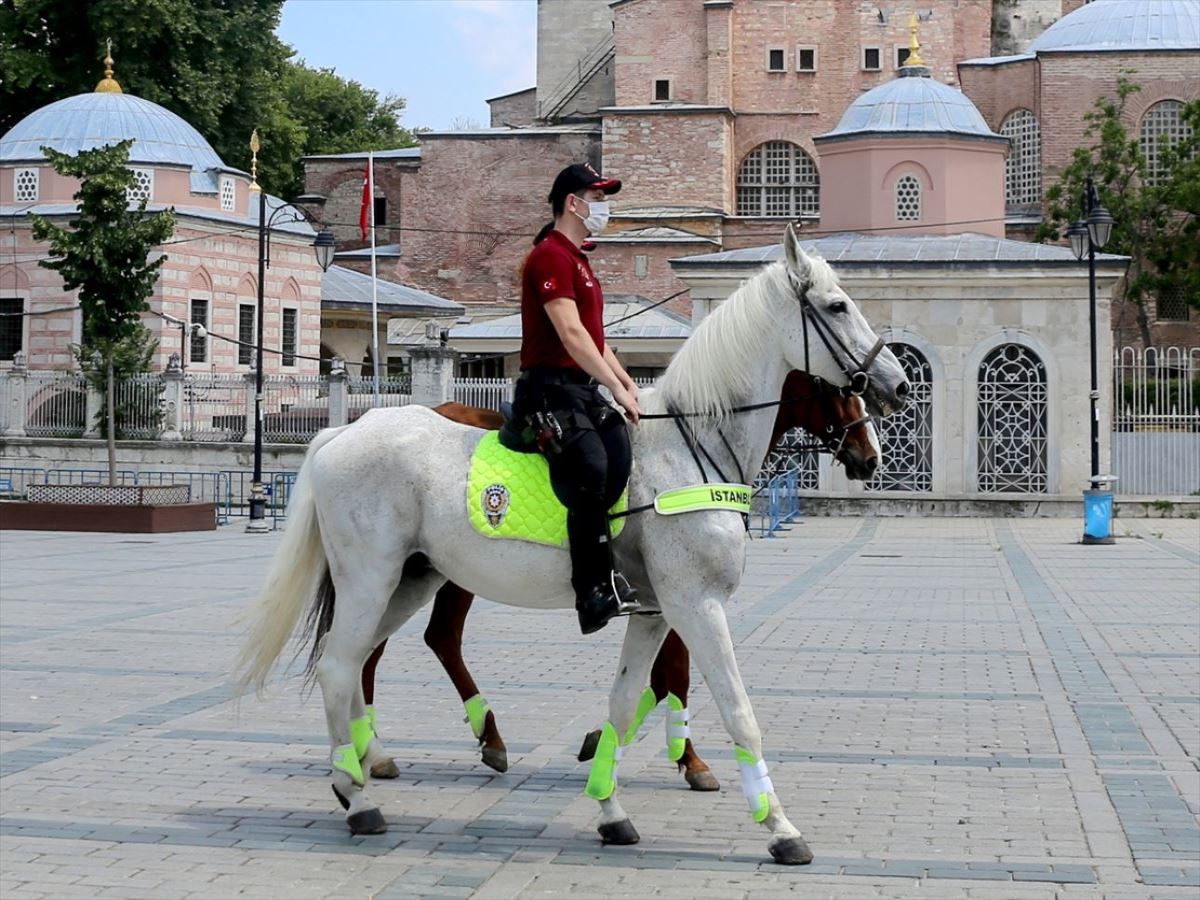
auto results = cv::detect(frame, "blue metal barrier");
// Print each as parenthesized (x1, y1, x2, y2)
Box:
(755, 467, 802, 537)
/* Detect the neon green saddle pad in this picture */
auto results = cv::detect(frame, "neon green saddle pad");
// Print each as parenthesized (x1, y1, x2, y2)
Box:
(467, 431, 627, 548)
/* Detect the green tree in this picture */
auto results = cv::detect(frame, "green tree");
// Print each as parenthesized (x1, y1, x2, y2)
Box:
(1037, 77, 1200, 348)
(0, 0, 419, 197)
(31, 141, 175, 483)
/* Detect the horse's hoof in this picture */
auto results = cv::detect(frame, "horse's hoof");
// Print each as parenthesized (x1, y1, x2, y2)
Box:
(684, 767, 721, 792)
(332, 785, 350, 810)
(347, 807, 388, 836)
(598, 818, 640, 845)
(768, 836, 813, 865)
(370, 758, 400, 779)
(578, 729, 601, 762)
(480, 746, 508, 773)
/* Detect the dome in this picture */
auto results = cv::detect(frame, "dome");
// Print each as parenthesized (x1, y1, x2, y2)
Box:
(819, 69, 1000, 140)
(0, 91, 226, 173)
(1028, 0, 1200, 54)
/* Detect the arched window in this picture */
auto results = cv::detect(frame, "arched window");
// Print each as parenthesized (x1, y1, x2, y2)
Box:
(1140, 100, 1194, 187)
(999, 109, 1041, 210)
(736, 142, 820, 218)
(867, 343, 933, 492)
(895, 174, 921, 221)
(977, 344, 1048, 493)
(761, 429, 820, 490)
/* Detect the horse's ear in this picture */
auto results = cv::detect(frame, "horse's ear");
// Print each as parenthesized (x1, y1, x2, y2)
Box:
(783, 224, 810, 282)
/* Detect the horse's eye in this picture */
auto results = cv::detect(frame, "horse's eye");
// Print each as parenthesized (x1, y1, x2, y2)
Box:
(829, 300, 848, 314)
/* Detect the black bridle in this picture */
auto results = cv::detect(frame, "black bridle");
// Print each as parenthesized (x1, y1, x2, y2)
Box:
(797, 285, 887, 399)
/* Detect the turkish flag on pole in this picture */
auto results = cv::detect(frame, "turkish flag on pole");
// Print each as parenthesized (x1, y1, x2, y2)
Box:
(359, 161, 371, 241)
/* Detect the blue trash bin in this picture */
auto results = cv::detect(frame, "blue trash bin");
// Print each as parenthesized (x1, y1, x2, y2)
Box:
(1083, 488, 1115, 544)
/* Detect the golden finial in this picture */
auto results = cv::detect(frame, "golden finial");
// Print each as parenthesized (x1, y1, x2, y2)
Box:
(905, 12, 926, 67)
(249, 130, 261, 193)
(95, 38, 123, 93)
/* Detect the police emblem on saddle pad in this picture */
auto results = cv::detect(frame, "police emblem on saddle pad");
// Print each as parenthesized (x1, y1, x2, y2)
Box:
(467, 432, 627, 548)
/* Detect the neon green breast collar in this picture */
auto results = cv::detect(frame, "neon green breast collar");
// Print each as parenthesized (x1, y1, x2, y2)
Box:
(654, 483, 752, 516)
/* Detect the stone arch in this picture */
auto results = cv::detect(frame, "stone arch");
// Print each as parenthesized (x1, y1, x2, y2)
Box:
(867, 329, 946, 493)
(967, 334, 1059, 494)
(281, 277, 302, 302)
(188, 266, 213, 294)
(0, 264, 32, 294)
(880, 160, 933, 193)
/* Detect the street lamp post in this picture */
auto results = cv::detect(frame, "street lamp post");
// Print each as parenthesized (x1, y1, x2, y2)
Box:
(1068, 173, 1116, 545)
(246, 130, 337, 533)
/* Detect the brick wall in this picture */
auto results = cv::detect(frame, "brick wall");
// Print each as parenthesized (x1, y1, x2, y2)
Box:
(602, 111, 733, 210)
(489, 89, 537, 127)
(613, 0, 709, 106)
(398, 131, 601, 306)
(301, 157, 406, 250)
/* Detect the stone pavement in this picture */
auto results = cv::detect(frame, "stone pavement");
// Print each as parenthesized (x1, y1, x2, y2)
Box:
(0, 516, 1197, 900)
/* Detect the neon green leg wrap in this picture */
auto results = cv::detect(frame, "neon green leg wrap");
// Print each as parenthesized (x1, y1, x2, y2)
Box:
(332, 743, 364, 786)
(585, 721, 623, 801)
(665, 692, 689, 762)
(366, 705, 377, 735)
(464, 694, 490, 740)
(734, 745, 772, 823)
(623, 687, 660, 744)
(350, 715, 373, 760)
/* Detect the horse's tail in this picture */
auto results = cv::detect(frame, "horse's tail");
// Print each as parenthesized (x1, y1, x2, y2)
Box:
(233, 425, 346, 697)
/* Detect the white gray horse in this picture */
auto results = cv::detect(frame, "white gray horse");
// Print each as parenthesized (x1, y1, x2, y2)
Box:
(235, 226, 909, 865)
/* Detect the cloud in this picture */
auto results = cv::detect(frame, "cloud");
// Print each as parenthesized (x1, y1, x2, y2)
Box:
(446, 0, 537, 97)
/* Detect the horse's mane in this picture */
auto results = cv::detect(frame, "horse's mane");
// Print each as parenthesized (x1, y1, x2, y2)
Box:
(657, 255, 839, 421)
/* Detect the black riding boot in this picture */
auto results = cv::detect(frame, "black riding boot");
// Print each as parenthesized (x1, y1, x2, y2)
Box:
(569, 506, 640, 635)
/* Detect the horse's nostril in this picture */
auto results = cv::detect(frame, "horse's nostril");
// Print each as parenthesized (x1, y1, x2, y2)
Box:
(895, 381, 911, 399)
(866, 457, 879, 473)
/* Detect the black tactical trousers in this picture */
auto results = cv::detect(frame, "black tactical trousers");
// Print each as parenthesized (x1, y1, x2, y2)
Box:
(512, 371, 632, 597)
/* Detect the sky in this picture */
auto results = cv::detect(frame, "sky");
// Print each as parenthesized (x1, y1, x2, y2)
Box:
(277, 0, 538, 132)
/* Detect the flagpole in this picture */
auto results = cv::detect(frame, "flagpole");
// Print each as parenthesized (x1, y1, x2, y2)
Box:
(369, 150, 380, 408)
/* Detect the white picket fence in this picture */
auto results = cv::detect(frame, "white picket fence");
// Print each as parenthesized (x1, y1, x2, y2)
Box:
(1112, 346, 1199, 495)
(453, 377, 512, 411)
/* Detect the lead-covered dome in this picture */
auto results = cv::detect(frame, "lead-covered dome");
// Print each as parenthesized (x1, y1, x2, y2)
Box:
(819, 68, 1000, 140)
(1028, 0, 1200, 54)
(0, 91, 226, 172)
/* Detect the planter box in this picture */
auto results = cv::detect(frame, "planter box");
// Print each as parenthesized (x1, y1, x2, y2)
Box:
(27, 483, 191, 506)
(2, 483, 215, 532)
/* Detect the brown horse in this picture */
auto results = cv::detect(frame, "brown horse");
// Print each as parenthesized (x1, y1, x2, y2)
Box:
(360, 372, 878, 789)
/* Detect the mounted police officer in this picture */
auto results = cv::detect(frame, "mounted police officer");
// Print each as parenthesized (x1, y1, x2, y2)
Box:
(513, 163, 642, 635)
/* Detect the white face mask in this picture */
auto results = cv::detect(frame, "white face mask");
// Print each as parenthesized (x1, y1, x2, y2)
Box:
(572, 197, 610, 234)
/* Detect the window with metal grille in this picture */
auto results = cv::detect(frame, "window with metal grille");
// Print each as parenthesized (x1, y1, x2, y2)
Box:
(895, 174, 921, 221)
(282, 308, 298, 367)
(866, 343, 934, 492)
(14, 168, 38, 202)
(999, 109, 1041, 210)
(0, 298, 23, 360)
(977, 344, 1048, 493)
(767, 48, 786, 71)
(736, 142, 820, 218)
(1156, 285, 1190, 321)
(190, 299, 208, 363)
(1140, 100, 1194, 187)
(126, 167, 153, 203)
(863, 47, 881, 71)
(219, 176, 236, 212)
(238, 304, 255, 366)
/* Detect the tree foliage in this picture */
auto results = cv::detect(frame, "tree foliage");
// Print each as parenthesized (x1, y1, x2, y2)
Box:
(31, 140, 175, 453)
(0, 0, 419, 198)
(1037, 77, 1200, 345)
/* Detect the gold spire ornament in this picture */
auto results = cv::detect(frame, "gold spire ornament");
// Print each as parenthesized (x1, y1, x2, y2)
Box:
(905, 12, 926, 67)
(249, 130, 262, 193)
(95, 38, 123, 93)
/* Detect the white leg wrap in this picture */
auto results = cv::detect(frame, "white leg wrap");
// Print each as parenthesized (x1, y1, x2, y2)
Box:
(613, 742, 624, 782)
(737, 754, 773, 821)
(666, 705, 690, 742)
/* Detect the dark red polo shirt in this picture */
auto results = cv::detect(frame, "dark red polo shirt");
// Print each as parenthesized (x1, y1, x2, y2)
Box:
(520, 229, 605, 371)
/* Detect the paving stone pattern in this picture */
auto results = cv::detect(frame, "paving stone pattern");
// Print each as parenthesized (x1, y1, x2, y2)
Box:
(0, 517, 1197, 899)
